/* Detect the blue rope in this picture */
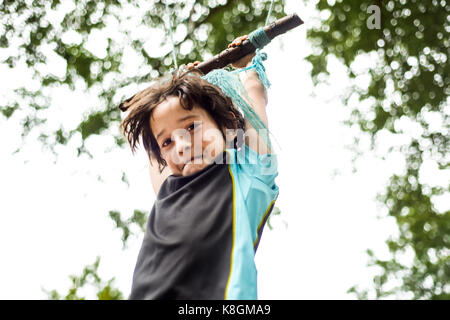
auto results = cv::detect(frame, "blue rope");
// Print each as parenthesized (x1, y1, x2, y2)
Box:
(248, 0, 275, 50)
(265, 0, 275, 25)
(231, 51, 271, 88)
(248, 27, 272, 50)
(165, 2, 178, 70)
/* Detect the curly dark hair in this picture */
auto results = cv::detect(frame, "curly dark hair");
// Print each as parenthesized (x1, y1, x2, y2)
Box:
(119, 69, 246, 173)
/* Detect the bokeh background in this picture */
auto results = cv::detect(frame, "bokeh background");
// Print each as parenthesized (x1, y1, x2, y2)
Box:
(0, 0, 448, 299)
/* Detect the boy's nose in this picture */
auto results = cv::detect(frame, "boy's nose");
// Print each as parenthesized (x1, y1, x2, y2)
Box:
(175, 135, 192, 158)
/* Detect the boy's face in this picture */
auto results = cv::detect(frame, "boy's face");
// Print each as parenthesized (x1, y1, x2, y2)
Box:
(150, 96, 226, 176)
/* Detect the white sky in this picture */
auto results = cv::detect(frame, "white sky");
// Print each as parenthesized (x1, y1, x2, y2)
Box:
(0, 0, 448, 300)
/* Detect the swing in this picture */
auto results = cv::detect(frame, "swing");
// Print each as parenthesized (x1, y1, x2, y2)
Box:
(118, 2, 303, 150)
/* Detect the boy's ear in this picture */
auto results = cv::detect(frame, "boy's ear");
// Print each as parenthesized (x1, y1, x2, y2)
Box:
(221, 111, 239, 140)
(228, 111, 238, 128)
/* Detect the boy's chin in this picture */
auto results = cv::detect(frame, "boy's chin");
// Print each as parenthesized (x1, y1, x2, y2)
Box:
(181, 161, 208, 176)
(175, 148, 226, 176)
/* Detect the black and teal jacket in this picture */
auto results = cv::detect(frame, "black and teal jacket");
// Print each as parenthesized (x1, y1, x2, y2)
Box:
(129, 143, 279, 299)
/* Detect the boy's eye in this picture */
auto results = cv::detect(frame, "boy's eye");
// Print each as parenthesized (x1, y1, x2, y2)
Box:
(187, 122, 199, 131)
(162, 138, 171, 148)
(160, 123, 200, 148)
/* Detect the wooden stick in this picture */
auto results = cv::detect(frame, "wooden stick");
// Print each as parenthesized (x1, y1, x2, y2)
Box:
(119, 14, 304, 112)
(197, 13, 304, 74)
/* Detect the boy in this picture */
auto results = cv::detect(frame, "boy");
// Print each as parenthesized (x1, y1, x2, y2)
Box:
(120, 36, 279, 299)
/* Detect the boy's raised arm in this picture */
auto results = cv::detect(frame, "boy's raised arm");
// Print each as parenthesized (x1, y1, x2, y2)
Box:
(148, 155, 172, 196)
(240, 68, 271, 155)
(229, 36, 271, 155)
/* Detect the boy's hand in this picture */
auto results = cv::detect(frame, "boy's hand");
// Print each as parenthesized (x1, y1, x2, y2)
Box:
(228, 35, 255, 69)
(186, 61, 200, 70)
(184, 35, 254, 71)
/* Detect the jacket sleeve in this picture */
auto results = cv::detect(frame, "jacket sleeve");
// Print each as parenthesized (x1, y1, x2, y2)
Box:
(236, 143, 278, 190)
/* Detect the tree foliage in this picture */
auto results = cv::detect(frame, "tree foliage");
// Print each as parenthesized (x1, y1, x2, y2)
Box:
(307, 0, 449, 299)
(44, 257, 123, 300)
(109, 209, 148, 249)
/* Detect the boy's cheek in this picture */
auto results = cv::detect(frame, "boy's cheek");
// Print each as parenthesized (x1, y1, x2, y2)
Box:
(167, 161, 182, 175)
(168, 151, 186, 167)
(162, 150, 181, 172)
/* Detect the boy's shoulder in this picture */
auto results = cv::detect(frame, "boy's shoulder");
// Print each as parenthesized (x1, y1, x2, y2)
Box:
(225, 143, 278, 181)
